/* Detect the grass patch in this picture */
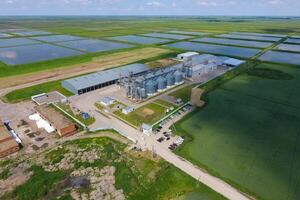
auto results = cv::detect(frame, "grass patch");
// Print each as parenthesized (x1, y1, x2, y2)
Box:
(56, 194, 73, 200)
(56, 103, 95, 126)
(129, 164, 226, 200)
(154, 99, 177, 108)
(246, 67, 294, 80)
(114, 103, 167, 127)
(0, 159, 13, 168)
(3, 80, 73, 103)
(5, 165, 66, 200)
(169, 85, 195, 103)
(0, 168, 11, 180)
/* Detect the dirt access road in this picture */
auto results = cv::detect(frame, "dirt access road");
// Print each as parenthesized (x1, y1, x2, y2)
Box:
(0, 47, 172, 91)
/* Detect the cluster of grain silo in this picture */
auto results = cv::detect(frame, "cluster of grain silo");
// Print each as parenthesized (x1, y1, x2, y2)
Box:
(120, 64, 184, 101)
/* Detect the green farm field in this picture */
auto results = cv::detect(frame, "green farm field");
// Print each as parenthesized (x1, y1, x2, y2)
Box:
(174, 63, 300, 200)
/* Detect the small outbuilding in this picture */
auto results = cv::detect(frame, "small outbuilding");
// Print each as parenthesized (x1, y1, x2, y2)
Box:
(223, 58, 245, 67)
(100, 97, 115, 106)
(31, 91, 67, 106)
(141, 123, 152, 136)
(177, 52, 199, 61)
(122, 106, 134, 115)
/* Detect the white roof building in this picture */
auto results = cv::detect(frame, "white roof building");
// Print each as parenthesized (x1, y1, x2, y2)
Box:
(223, 58, 245, 67)
(100, 97, 115, 106)
(122, 106, 134, 115)
(177, 52, 199, 61)
(141, 123, 152, 136)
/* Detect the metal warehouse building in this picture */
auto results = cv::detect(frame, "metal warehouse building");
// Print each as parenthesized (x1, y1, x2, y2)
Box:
(61, 63, 149, 95)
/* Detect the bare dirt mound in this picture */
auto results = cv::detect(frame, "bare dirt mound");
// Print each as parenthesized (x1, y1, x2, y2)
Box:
(190, 88, 205, 107)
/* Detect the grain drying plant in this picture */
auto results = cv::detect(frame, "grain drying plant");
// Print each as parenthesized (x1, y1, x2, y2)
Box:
(177, 52, 228, 78)
(119, 64, 185, 101)
(61, 63, 149, 95)
(61, 52, 244, 100)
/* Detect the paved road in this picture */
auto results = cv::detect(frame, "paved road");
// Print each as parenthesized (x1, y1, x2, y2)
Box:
(94, 112, 252, 200)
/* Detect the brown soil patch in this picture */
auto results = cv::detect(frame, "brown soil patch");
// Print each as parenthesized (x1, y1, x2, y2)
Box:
(137, 108, 154, 118)
(146, 58, 181, 69)
(190, 88, 205, 107)
(0, 47, 172, 90)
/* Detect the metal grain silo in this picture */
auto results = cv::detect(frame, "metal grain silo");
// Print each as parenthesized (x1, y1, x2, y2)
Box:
(166, 73, 175, 87)
(140, 87, 147, 99)
(187, 67, 193, 78)
(155, 69, 163, 77)
(146, 80, 157, 95)
(145, 73, 154, 81)
(174, 70, 183, 84)
(157, 76, 167, 91)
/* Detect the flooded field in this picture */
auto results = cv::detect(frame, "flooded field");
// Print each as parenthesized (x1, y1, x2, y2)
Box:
(166, 41, 261, 58)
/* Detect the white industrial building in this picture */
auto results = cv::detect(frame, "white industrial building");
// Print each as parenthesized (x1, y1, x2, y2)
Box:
(177, 52, 199, 61)
(179, 52, 245, 78)
(122, 106, 134, 115)
(100, 97, 115, 106)
(223, 58, 245, 67)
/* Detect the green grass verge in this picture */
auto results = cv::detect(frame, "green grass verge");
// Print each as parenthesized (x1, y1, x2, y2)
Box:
(169, 84, 195, 103)
(56, 103, 95, 126)
(154, 99, 178, 108)
(3, 80, 73, 103)
(0, 168, 11, 180)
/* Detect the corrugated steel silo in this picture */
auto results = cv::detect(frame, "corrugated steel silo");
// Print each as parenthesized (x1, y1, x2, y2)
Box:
(157, 76, 167, 90)
(166, 73, 175, 87)
(146, 80, 157, 95)
(174, 70, 183, 84)
(145, 73, 154, 80)
(140, 88, 147, 99)
(187, 67, 193, 78)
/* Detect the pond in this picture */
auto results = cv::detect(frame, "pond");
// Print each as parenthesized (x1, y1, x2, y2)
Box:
(231, 32, 286, 38)
(0, 43, 83, 65)
(275, 44, 300, 52)
(259, 50, 300, 65)
(31, 35, 85, 43)
(285, 38, 300, 44)
(217, 34, 281, 42)
(109, 35, 171, 44)
(192, 37, 272, 48)
(166, 41, 261, 58)
(58, 39, 133, 53)
(167, 30, 209, 36)
(0, 38, 39, 48)
(141, 32, 192, 40)
(12, 31, 51, 36)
